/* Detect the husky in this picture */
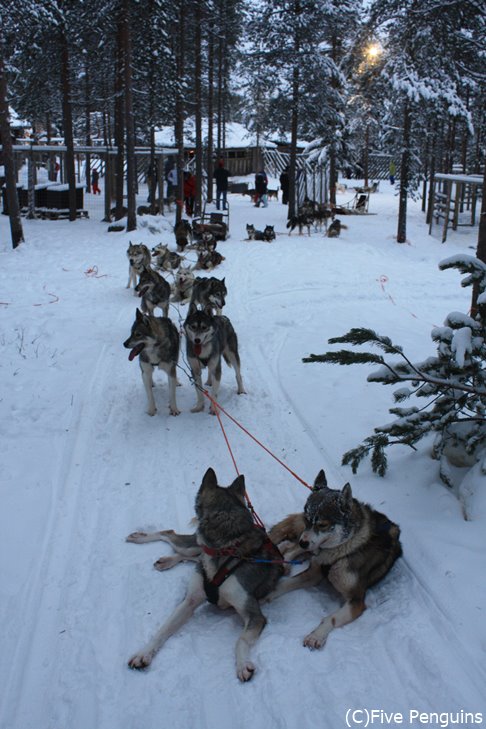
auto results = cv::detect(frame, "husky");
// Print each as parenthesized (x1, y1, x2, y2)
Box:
(171, 264, 195, 305)
(123, 309, 180, 416)
(190, 276, 227, 315)
(313, 205, 334, 230)
(246, 224, 275, 242)
(135, 267, 171, 317)
(152, 243, 183, 272)
(327, 219, 347, 238)
(286, 214, 313, 236)
(194, 231, 218, 253)
(126, 243, 151, 291)
(174, 219, 193, 252)
(184, 304, 245, 413)
(127, 468, 284, 681)
(267, 470, 402, 649)
(194, 249, 225, 271)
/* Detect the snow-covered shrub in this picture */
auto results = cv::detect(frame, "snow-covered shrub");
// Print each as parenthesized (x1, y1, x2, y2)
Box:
(303, 255, 486, 489)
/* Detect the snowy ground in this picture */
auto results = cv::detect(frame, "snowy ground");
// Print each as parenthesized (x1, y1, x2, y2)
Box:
(1, 181, 485, 729)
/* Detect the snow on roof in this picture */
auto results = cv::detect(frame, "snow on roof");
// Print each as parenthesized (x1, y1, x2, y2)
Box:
(154, 119, 277, 149)
(8, 107, 31, 129)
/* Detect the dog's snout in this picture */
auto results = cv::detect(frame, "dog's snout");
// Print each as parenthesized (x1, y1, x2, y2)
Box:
(299, 538, 309, 550)
(195, 338, 201, 344)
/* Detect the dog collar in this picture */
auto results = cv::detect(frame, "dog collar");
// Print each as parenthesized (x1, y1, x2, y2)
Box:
(202, 543, 240, 557)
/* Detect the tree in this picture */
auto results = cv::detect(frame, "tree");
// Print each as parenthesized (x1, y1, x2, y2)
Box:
(0, 45, 24, 248)
(303, 256, 486, 490)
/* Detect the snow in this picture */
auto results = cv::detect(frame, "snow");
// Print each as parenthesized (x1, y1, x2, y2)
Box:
(1, 182, 485, 729)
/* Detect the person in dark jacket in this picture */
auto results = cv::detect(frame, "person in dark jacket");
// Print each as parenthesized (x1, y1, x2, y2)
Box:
(254, 170, 268, 207)
(279, 167, 289, 205)
(213, 160, 230, 210)
(91, 167, 101, 195)
(183, 171, 196, 216)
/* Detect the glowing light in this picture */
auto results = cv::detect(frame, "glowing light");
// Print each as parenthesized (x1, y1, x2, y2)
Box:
(365, 43, 382, 61)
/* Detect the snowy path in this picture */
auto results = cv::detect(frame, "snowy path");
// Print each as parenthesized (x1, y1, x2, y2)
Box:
(1, 191, 485, 729)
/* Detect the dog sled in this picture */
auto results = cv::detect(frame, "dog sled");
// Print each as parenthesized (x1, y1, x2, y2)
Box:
(193, 201, 229, 239)
(333, 191, 371, 216)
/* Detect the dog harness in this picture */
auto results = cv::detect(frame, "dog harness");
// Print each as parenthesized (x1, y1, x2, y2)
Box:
(201, 535, 285, 605)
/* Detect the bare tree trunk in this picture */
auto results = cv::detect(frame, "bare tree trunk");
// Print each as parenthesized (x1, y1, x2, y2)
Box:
(206, 30, 214, 203)
(0, 48, 24, 247)
(27, 141, 36, 219)
(122, 0, 137, 232)
(194, 0, 203, 215)
(174, 0, 185, 225)
(397, 101, 411, 243)
(287, 0, 300, 220)
(114, 14, 125, 220)
(471, 164, 486, 317)
(60, 30, 77, 222)
(85, 63, 92, 193)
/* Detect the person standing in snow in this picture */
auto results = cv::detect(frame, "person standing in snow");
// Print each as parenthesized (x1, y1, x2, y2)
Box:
(91, 167, 101, 195)
(167, 165, 177, 201)
(279, 167, 289, 205)
(183, 171, 196, 216)
(213, 159, 230, 210)
(389, 160, 396, 185)
(254, 169, 268, 207)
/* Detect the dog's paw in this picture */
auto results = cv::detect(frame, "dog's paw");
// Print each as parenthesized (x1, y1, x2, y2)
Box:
(237, 661, 255, 682)
(146, 407, 157, 416)
(169, 406, 181, 416)
(191, 403, 204, 413)
(237, 387, 247, 395)
(126, 531, 149, 543)
(303, 631, 326, 650)
(153, 556, 178, 571)
(128, 651, 153, 669)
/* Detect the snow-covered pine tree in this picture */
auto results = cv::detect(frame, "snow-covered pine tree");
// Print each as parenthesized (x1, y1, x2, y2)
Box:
(367, 0, 482, 243)
(303, 256, 486, 487)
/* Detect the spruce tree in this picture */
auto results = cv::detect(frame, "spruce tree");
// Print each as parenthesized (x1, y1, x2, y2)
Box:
(303, 257, 486, 486)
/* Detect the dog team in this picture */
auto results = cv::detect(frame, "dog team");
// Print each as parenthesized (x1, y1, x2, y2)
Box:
(123, 190, 400, 683)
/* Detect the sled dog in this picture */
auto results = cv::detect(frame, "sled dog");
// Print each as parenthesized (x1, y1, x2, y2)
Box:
(123, 308, 180, 416)
(190, 276, 227, 315)
(246, 224, 275, 242)
(267, 470, 402, 649)
(152, 243, 183, 272)
(127, 468, 284, 681)
(286, 214, 313, 236)
(327, 219, 348, 238)
(193, 220, 227, 242)
(126, 243, 151, 290)
(184, 304, 245, 413)
(194, 249, 225, 271)
(135, 267, 171, 317)
(171, 264, 195, 305)
(174, 220, 193, 252)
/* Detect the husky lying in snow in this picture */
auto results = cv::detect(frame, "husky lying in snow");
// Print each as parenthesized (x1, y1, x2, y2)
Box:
(127, 468, 284, 681)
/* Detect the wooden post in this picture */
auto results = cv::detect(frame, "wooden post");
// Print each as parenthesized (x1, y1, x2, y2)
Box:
(103, 152, 112, 222)
(442, 179, 452, 243)
(157, 155, 164, 214)
(428, 176, 436, 235)
(452, 181, 461, 231)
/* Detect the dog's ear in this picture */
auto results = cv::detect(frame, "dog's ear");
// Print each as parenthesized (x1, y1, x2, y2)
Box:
(313, 469, 328, 491)
(221, 277, 225, 284)
(228, 474, 246, 500)
(187, 302, 198, 316)
(341, 482, 353, 505)
(201, 467, 218, 490)
(135, 308, 144, 321)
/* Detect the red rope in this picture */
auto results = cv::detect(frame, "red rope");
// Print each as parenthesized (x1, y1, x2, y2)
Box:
(210, 396, 266, 529)
(201, 388, 313, 492)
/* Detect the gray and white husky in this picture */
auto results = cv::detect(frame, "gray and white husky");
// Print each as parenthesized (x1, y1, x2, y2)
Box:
(126, 467, 284, 681)
(123, 308, 180, 416)
(126, 242, 151, 291)
(184, 304, 245, 413)
(267, 470, 402, 649)
(135, 267, 171, 317)
(190, 276, 227, 315)
(152, 243, 183, 272)
(171, 264, 195, 305)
